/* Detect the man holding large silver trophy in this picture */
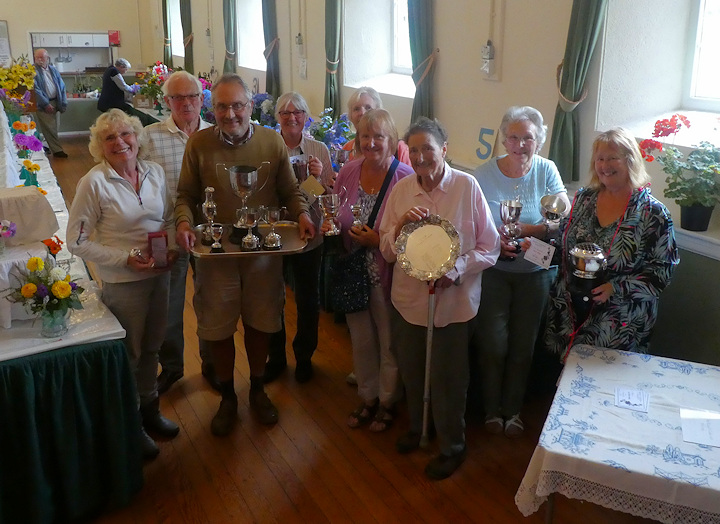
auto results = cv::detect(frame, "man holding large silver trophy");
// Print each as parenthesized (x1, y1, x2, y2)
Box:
(175, 74, 315, 437)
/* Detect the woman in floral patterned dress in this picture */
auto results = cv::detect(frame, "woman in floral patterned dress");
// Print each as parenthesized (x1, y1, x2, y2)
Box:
(546, 128, 679, 358)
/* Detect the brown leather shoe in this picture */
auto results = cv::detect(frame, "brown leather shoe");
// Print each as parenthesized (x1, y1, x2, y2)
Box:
(210, 397, 239, 436)
(249, 389, 278, 425)
(425, 446, 467, 480)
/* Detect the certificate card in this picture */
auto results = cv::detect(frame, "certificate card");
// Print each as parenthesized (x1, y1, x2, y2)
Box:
(300, 176, 325, 205)
(680, 409, 720, 447)
(524, 237, 555, 270)
(615, 387, 649, 412)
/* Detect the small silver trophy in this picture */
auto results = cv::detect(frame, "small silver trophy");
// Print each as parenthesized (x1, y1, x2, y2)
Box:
(201, 187, 217, 246)
(319, 194, 342, 236)
(351, 203, 364, 229)
(262, 206, 285, 250)
(500, 199, 523, 256)
(238, 207, 260, 250)
(210, 223, 224, 253)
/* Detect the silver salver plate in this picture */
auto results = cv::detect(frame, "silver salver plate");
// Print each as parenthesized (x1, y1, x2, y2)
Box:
(190, 221, 308, 258)
(395, 214, 460, 281)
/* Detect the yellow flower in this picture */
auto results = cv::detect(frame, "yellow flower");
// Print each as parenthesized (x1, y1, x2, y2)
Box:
(26, 257, 44, 271)
(64, 274, 71, 282)
(30, 163, 40, 172)
(23, 159, 33, 169)
(21, 283, 37, 298)
(29, 121, 36, 129)
(51, 280, 72, 299)
(37, 188, 47, 195)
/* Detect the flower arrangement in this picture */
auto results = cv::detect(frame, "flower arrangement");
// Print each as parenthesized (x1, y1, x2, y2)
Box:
(42, 235, 64, 257)
(11, 119, 36, 135)
(20, 159, 41, 187)
(0, 220, 16, 239)
(139, 61, 172, 104)
(0, 56, 36, 117)
(5, 256, 84, 316)
(639, 114, 720, 208)
(198, 74, 215, 124)
(304, 109, 354, 150)
(251, 93, 278, 129)
(13, 133, 43, 159)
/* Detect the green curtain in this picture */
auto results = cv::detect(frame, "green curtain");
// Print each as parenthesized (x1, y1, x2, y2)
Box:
(162, 0, 173, 67)
(180, 0, 194, 73)
(548, 0, 608, 182)
(324, 0, 341, 118)
(408, 0, 436, 122)
(262, 0, 281, 98)
(222, 0, 237, 73)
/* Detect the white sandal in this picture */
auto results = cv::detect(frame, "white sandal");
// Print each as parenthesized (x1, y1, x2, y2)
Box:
(484, 416, 504, 434)
(504, 414, 524, 438)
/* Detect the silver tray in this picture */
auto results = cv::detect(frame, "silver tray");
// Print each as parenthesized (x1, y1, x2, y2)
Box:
(395, 214, 460, 281)
(190, 221, 307, 257)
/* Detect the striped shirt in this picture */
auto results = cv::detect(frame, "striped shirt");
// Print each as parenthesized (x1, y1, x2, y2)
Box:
(144, 116, 213, 204)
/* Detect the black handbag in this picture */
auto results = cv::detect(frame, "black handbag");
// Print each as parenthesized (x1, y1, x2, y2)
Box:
(330, 158, 399, 314)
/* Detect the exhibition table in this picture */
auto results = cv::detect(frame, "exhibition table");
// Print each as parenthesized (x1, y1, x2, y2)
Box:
(515, 345, 720, 523)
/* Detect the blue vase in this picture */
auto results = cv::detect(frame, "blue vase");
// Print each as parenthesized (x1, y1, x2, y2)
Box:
(39, 309, 69, 338)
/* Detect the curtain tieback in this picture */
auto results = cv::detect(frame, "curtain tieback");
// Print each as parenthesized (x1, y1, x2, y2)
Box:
(263, 38, 279, 60)
(163, 38, 171, 49)
(556, 61, 588, 112)
(225, 50, 236, 60)
(326, 58, 339, 75)
(183, 33, 194, 48)
(413, 48, 440, 87)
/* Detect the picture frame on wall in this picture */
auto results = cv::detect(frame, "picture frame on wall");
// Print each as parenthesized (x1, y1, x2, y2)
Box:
(0, 21, 11, 67)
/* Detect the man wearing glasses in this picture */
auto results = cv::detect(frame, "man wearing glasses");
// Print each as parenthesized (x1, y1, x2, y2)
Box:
(175, 74, 315, 437)
(145, 71, 216, 398)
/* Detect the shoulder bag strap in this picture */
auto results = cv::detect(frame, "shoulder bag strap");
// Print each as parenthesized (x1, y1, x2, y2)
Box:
(367, 157, 400, 229)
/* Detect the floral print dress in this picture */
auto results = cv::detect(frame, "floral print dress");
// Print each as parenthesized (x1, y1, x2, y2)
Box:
(545, 186, 679, 357)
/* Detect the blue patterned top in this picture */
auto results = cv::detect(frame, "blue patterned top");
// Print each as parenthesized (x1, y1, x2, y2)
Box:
(546, 186, 679, 354)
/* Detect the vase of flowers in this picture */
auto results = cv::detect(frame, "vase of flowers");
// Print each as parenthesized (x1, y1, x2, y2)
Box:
(139, 61, 171, 115)
(0, 55, 36, 118)
(251, 93, 278, 129)
(20, 159, 41, 186)
(304, 109, 354, 170)
(0, 220, 17, 257)
(4, 256, 84, 337)
(13, 133, 43, 160)
(639, 114, 720, 232)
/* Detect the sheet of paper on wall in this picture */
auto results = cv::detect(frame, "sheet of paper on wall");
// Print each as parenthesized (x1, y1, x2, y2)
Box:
(614, 387, 649, 412)
(680, 408, 720, 447)
(524, 237, 555, 270)
(299, 176, 325, 205)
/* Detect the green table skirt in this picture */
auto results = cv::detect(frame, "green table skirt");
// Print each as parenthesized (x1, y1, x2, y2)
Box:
(0, 339, 143, 523)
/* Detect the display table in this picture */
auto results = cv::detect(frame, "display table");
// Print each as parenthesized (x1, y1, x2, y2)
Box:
(0, 338, 143, 524)
(515, 345, 720, 523)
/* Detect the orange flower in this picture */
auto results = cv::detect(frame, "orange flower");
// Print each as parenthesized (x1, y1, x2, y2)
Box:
(12, 121, 23, 130)
(42, 235, 64, 255)
(29, 121, 36, 129)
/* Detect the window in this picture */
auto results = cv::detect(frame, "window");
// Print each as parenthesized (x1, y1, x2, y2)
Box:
(685, 0, 720, 111)
(343, 0, 415, 98)
(169, 0, 184, 58)
(392, 0, 412, 74)
(237, 0, 266, 71)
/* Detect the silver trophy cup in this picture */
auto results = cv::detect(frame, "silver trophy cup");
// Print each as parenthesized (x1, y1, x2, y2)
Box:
(500, 199, 523, 254)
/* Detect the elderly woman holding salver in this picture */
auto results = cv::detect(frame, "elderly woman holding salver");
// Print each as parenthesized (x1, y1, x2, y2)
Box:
(67, 109, 179, 461)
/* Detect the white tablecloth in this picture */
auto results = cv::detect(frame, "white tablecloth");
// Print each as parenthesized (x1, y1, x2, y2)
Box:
(515, 345, 720, 523)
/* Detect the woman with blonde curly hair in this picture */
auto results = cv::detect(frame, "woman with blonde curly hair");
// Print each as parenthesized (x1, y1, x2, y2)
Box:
(67, 109, 179, 460)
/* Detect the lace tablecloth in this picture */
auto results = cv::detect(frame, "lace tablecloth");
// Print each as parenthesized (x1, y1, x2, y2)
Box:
(515, 345, 720, 523)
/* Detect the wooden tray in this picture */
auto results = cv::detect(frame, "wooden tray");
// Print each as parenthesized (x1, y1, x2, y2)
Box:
(190, 221, 307, 258)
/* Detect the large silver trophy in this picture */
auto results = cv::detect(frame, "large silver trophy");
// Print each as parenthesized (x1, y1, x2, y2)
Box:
(540, 194, 567, 249)
(217, 161, 270, 209)
(500, 199, 523, 259)
(319, 194, 342, 236)
(568, 242, 608, 325)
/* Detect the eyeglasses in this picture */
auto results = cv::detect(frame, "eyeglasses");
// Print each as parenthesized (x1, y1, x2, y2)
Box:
(168, 93, 201, 102)
(278, 110, 306, 119)
(506, 136, 536, 146)
(214, 100, 251, 113)
(103, 131, 135, 143)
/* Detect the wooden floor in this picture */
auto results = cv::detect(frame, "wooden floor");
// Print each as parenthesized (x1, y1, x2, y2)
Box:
(53, 135, 656, 523)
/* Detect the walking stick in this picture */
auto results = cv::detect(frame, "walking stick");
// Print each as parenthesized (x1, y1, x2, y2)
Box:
(420, 281, 436, 449)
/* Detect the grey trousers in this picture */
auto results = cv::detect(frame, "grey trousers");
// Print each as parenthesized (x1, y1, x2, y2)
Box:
(102, 274, 170, 406)
(33, 101, 63, 154)
(474, 267, 556, 419)
(391, 307, 470, 456)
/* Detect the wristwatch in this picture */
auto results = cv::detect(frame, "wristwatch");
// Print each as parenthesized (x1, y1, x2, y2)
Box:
(129, 248, 142, 258)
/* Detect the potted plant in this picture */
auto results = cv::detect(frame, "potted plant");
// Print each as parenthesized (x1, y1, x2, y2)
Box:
(640, 114, 720, 232)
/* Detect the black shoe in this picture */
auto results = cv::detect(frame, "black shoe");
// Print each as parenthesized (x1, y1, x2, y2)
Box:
(43, 146, 50, 154)
(249, 389, 279, 425)
(201, 362, 222, 392)
(263, 360, 287, 384)
(424, 446, 467, 480)
(294, 360, 314, 383)
(157, 369, 183, 395)
(53, 151, 68, 158)
(140, 399, 180, 438)
(139, 426, 159, 460)
(211, 397, 238, 436)
(396, 431, 422, 454)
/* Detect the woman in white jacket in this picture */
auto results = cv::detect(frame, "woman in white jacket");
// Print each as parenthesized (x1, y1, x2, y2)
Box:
(67, 109, 179, 460)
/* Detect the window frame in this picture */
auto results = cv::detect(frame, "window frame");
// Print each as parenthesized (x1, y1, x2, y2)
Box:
(683, 0, 720, 112)
(391, 0, 412, 75)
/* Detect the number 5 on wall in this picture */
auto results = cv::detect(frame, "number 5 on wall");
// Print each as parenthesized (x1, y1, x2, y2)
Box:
(476, 127, 495, 160)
